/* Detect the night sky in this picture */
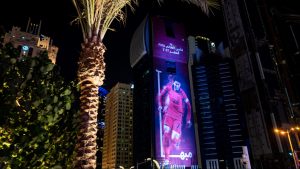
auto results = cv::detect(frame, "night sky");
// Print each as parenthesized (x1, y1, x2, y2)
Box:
(0, 0, 224, 90)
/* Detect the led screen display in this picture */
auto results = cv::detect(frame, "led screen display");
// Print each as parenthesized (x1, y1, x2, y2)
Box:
(152, 16, 198, 168)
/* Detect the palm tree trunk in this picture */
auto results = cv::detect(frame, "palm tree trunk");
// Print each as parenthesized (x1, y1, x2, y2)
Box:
(74, 41, 106, 169)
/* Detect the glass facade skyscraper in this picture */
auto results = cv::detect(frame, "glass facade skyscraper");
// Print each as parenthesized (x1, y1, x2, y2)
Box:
(193, 60, 248, 169)
(189, 36, 251, 169)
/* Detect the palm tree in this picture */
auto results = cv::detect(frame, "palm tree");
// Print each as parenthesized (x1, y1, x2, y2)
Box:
(71, 0, 219, 168)
(71, 0, 137, 168)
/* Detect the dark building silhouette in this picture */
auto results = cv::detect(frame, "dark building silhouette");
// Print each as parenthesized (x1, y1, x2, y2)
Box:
(96, 87, 108, 169)
(222, 0, 299, 168)
(130, 16, 153, 168)
(188, 36, 251, 169)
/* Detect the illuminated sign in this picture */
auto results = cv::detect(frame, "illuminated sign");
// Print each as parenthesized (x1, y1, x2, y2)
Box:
(152, 16, 198, 168)
(22, 45, 29, 51)
(157, 42, 183, 55)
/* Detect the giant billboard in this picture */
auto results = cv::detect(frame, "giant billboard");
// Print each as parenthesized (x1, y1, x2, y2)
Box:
(152, 16, 199, 168)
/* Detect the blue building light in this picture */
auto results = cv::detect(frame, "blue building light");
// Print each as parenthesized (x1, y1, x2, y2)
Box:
(98, 87, 108, 97)
(22, 45, 29, 51)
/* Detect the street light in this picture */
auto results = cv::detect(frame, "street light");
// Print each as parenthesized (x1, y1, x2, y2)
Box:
(288, 127, 300, 148)
(145, 158, 160, 169)
(274, 127, 300, 169)
(137, 158, 160, 169)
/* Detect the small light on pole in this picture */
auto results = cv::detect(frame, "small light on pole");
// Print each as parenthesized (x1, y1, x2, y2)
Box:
(274, 128, 299, 169)
(281, 131, 286, 135)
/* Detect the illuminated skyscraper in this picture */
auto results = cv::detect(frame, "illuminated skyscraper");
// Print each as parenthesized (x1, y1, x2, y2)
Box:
(3, 19, 58, 64)
(102, 83, 133, 169)
(130, 15, 199, 168)
(188, 36, 251, 169)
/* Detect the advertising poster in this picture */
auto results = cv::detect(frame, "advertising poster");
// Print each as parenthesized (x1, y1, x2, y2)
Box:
(152, 16, 198, 168)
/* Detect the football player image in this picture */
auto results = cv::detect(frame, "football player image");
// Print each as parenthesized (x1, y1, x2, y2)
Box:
(157, 75, 192, 166)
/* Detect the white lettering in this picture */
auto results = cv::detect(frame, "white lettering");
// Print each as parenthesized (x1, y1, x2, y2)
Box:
(157, 42, 183, 55)
(180, 152, 193, 160)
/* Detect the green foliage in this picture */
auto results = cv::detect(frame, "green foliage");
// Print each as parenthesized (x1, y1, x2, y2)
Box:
(0, 44, 79, 169)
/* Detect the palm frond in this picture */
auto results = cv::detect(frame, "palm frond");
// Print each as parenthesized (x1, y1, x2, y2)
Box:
(72, 0, 138, 42)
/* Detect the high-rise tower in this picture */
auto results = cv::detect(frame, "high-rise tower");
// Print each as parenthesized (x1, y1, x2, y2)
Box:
(188, 36, 251, 169)
(130, 15, 199, 168)
(222, 0, 295, 168)
(102, 83, 133, 169)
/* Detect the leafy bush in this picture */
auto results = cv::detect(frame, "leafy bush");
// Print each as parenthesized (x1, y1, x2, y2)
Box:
(0, 44, 79, 169)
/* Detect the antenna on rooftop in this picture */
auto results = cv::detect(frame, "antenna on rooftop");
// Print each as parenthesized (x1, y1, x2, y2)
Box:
(34, 24, 38, 35)
(38, 20, 42, 35)
(26, 17, 31, 32)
